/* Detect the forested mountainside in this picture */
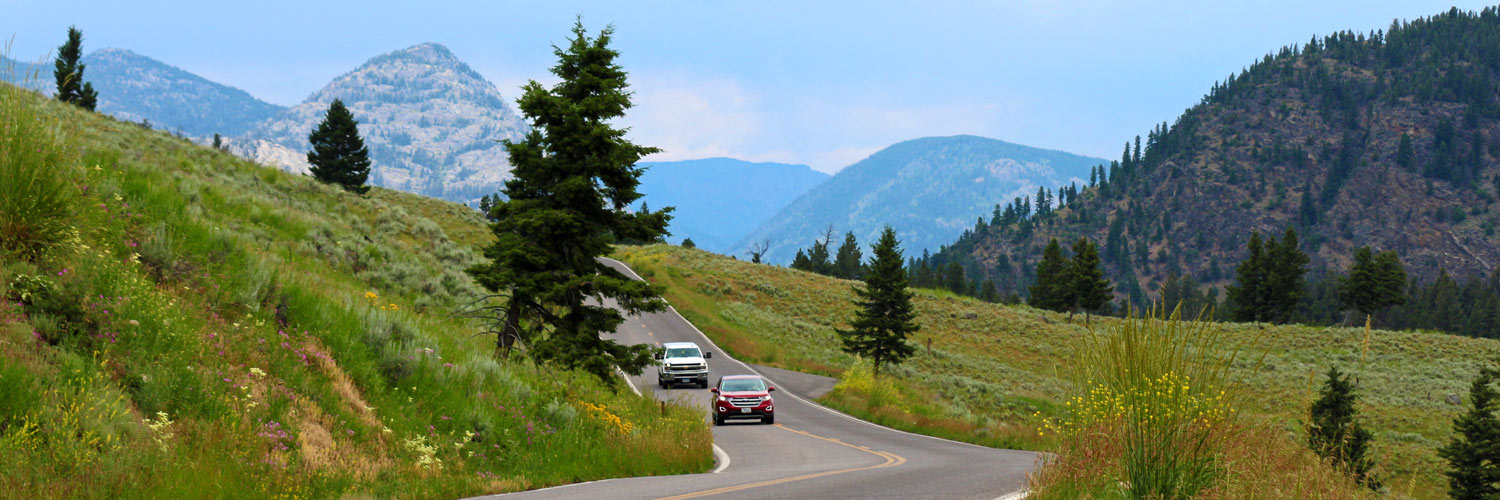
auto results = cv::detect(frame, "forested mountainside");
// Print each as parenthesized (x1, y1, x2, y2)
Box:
(928, 7, 1500, 313)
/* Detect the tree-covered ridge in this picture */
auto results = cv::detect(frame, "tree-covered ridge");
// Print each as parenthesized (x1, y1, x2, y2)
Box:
(927, 6, 1500, 328)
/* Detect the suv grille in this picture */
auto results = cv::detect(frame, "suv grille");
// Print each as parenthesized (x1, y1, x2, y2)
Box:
(728, 396, 762, 408)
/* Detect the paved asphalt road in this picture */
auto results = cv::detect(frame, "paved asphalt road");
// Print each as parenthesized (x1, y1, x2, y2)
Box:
(470, 258, 1038, 500)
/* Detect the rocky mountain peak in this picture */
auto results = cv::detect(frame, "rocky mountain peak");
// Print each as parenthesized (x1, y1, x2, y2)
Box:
(235, 42, 528, 203)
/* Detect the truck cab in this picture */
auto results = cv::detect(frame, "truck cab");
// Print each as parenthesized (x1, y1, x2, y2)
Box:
(656, 341, 711, 389)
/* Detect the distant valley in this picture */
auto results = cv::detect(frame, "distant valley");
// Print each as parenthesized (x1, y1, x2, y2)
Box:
(635, 158, 828, 254)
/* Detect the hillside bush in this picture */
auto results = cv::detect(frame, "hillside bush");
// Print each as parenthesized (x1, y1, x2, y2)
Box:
(0, 80, 78, 261)
(1035, 305, 1256, 498)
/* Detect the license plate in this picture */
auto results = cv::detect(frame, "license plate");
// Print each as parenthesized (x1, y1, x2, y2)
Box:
(741, 408, 751, 413)
(678, 378, 692, 383)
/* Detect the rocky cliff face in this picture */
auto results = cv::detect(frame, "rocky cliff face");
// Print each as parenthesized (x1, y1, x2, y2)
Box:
(234, 43, 528, 203)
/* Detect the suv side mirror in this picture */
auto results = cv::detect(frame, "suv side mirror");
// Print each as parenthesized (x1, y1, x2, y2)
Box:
(703, 352, 712, 359)
(767, 386, 776, 392)
(710, 388, 720, 394)
(654, 352, 663, 360)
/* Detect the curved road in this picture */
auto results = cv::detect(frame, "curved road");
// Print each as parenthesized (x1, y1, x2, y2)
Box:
(472, 259, 1037, 500)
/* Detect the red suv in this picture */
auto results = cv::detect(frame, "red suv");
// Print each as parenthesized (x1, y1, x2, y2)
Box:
(710, 375, 775, 425)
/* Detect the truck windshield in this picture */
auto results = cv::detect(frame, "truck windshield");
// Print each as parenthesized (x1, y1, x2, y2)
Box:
(720, 378, 766, 392)
(665, 347, 700, 358)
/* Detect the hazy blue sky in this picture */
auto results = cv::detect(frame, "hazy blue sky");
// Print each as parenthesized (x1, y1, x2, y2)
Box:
(7, 1, 1492, 172)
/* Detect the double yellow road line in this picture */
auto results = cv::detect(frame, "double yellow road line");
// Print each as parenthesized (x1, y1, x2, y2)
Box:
(656, 424, 907, 500)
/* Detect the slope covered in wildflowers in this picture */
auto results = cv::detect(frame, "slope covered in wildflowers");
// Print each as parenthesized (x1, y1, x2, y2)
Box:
(0, 81, 710, 499)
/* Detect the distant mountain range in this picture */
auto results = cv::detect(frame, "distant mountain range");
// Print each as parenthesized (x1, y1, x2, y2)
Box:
(7, 45, 1110, 254)
(739, 135, 1104, 264)
(635, 158, 829, 253)
(2, 50, 284, 137)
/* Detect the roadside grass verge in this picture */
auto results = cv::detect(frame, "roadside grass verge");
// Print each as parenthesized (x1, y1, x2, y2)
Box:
(614, 243, 1500, 498)
(0, 81, 710, 499)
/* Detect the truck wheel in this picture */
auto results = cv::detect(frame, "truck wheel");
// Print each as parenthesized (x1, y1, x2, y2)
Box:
(699, 378, 708, 389)
(659, 379, 668, 389)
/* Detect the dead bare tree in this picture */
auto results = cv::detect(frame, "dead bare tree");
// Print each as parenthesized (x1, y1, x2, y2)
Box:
(748, 239, 770, 263)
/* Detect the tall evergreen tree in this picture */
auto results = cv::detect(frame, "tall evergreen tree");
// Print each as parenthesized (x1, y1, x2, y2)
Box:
(836, 226, 919, 379)
(53, 26, 97, 111)
(980, 279, 999, 303)
(1263, 228, 1310, 323)
(1340, 246, 1407, 322)
(1308, 367, 1378, 489)
(834, 232, 864, 280)
(1029, 238, 1071, 312)
(1068, 237, 1112, 323)
(1396, 132, 1416, 171)
(1298, 181, 1319, 228)
(1227, 232, 1267, 322)
(807, 237, 833, 275)
(466, 21, 673, 387)
(1440, 365, 1500, 500)
(306, 99, 373, 194)
(943, 261, 966, 295)
(791, 249, 812, 271)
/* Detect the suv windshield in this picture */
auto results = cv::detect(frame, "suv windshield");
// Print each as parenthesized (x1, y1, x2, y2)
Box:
(720, 378, 766, 392)
(665, 347, 700, 358)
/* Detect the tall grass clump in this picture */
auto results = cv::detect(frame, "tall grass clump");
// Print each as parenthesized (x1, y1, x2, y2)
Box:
(0, 77, 79, 261)
(1033, 305, 1258, 499)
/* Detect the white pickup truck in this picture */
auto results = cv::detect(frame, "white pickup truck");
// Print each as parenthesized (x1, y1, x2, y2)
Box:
(656, 341, 711, 389)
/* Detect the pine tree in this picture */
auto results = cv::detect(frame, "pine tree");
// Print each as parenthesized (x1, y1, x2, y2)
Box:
(1340, 246, 1407, 321)
(980, 279, 999, 303)
(914, 259, 933, 288)
(1029, 238, 1070, 312)
(306, 99, 373, 194)
(1228, 232, 1267, 322)
(1440, 366, 1500, 499)
(1308, 367, 1378, 488)
(834, 232, 864, 280)
(53, 26, 97, 111)
(943, 261, 966, 295)
(681, 238, 696, 249)
(1298, 181, 1319, 228)
(1397, 132, 1416, 171)
(1263, 228, 1310, 323)
(807, 237, 833, 276)
(466, 21, 673, 388)
(1068, 237, 1112, 323)
(836, 226, 919, 379)
(791, 249, 812, 271)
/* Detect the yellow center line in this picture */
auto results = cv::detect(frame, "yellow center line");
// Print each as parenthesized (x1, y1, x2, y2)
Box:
(655, 424, 905, 500)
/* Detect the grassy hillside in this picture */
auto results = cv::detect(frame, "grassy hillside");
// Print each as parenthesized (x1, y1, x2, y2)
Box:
(0, 81, 710, 499)
(615, 244, 1500, 498)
